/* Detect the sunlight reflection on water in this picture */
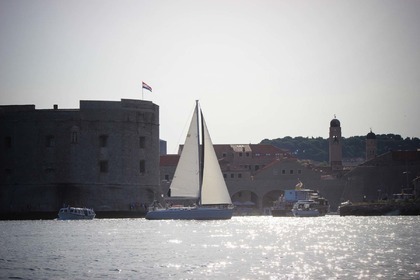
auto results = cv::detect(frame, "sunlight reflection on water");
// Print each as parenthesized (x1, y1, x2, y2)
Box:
(0, 216, 419, 279)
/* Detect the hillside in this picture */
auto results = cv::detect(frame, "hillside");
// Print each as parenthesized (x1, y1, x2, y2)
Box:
(261, 134, 420, 163)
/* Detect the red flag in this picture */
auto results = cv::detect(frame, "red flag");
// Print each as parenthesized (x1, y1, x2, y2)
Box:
(142, 81, 152, 92)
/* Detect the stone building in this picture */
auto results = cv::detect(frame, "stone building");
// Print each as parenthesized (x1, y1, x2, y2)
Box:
(343, 150, 420, 202)
(160, 144, 345, 212)
(159, 117, 420, 214)
(0, 99, 159, 216)
(340, 130, 420, 203)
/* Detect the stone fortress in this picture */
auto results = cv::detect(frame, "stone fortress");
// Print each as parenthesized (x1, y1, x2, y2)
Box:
(1, 99, 419, 218)
(0, 99, 159, 218)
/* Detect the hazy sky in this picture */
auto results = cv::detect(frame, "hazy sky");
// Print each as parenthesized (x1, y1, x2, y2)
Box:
(1, 0, 419, 153)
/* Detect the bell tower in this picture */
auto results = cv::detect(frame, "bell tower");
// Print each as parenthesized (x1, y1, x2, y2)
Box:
(366, 129, 377, 161)
(329, 115, 343, 171)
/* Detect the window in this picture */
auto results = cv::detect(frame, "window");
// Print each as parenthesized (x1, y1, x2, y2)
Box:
(246, 152, 249, 157)
(140, 160, 146, 174)
(45, 168, 55, 173)
(282, 169, 286, 175)
(239, 152, 243, 157)
(4, 136, 12, 148)
(164, 174, 169, 181)
(222, 153, 227, 157)
(298, 170, 302, 174)
(99, 135, 108, 147)
(46, 135, 55, 147)
(238, 173, 242, 178)
(139, 137, 146, 148)
(71, 126, 80, 144)
(231, 173, 234, 178)
(99, 160, 108, 173)
(290, 170, 294, 174)
(71, 131, 78, 144)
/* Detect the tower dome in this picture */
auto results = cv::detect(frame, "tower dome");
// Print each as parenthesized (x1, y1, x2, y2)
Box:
(367, 129, 376, 139)
(330, 118, 340, 127)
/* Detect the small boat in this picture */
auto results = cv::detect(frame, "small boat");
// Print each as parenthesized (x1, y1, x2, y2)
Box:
(272, 181, 330, 217)
(146, 101, 233, 220)
(58, 206, 96, 220)
(292, 200, 320, 217)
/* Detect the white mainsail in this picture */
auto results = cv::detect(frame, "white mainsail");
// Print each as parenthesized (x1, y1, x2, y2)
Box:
(200, 115, 232, 205)
(170, 105, 200, 198)
(145, 101, 233, 220)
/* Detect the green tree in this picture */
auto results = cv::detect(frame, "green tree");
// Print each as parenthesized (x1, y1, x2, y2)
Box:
(261, 134, 420, 162)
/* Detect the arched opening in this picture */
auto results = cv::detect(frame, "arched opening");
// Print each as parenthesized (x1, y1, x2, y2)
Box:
(231, 190, 258, 215)
(262, 190, 285, 215)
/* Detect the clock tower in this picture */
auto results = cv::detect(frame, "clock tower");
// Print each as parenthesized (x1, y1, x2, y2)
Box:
(329, 116, 343, 171)
(366, 129, 377, 161)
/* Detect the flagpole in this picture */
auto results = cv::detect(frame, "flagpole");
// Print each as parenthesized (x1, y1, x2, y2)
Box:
(142, 86, 144, 100)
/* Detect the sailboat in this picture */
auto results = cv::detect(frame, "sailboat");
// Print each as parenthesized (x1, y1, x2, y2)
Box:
(146, 101, 233, 220)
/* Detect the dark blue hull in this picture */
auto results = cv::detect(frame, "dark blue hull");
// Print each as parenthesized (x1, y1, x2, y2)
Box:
(145, 207, 233, 220)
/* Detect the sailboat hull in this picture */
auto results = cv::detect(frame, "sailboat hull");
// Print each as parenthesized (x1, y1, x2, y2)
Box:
(145, 207, 233, 220)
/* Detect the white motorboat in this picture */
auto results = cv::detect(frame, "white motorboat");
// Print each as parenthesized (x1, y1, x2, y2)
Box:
(272, 182, 330, 217)
(291, 200, 320, 217)
(58, 206, 96, 220)
(146, 101, 233, 220)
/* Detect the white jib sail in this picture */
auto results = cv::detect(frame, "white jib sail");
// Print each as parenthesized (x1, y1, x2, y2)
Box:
(170, 105, 200, 198)
(200, 115, 232, 205)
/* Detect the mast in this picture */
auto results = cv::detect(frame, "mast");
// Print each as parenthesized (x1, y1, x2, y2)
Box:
(196, 100, 204, 205)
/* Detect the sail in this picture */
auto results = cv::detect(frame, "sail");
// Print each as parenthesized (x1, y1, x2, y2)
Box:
(145, 101, 233, 220)
(170, 105, 200, 198)
(200, 115, 232, 205)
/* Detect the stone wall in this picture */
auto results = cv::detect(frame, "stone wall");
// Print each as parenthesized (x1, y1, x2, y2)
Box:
(0, 99, 159, 213)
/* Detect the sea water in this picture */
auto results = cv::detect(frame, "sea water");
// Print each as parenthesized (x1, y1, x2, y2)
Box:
(0, 216, 419, 279)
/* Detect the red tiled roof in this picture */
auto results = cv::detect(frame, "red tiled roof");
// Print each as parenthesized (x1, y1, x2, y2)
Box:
(213, 144, 289, 155)
(160, 154, 180, 166)
(161, 144, 291, 167)
(249, 144, 288, 155)
(213, 144, 232, 154)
